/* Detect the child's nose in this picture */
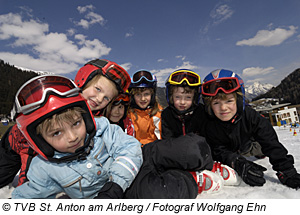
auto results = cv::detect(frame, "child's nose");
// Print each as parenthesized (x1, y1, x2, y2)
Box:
(220, 103, 226, 110)
(96, 94, 104, 103)
(67, 130, 77, 142)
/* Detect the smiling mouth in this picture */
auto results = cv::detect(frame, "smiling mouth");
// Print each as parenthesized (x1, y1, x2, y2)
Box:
(220, 112, 229, 116)
(89, 99, 99, 107)
(70, 141, 82, 149)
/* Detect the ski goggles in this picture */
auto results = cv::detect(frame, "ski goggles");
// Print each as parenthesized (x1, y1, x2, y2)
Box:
(168, 70, 201, 86)
(201, 77, 241, 96)
(131, 70, 156, 84)
(12, 75, 80, 117)
(113, 93, 130, 106)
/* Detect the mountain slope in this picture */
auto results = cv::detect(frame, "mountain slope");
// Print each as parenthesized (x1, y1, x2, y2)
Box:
(253, 68, 300, 105)
(0, 60, 40, 115)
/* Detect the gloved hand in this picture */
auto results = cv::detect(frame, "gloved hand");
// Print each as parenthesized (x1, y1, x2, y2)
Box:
(94, 182, 124, 199)
(233, 156, 267, 186)
(277, 168, 300, 189)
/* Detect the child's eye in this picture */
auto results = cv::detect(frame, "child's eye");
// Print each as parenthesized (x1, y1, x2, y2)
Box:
(104, 96, 110, 102)
(73, 121, 80, 126)
(53, 131, 61, 137)
(95, 87, 101, 92)
(73, 118, 83, 127)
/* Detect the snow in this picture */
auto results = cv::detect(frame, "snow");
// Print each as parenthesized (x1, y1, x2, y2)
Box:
(197, 126, 300, 199)
(245, 81, 274, 100)
(245, 82, 274, 95)
(1, 126, 299, 199)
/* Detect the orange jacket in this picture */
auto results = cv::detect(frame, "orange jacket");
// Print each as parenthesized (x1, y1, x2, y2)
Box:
(128, 104, 163, 146)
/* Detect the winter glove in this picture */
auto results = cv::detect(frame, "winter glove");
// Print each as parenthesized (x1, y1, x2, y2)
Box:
(94, 182, 124, 199)
(276, 168, 300, 189)
(233, 156, 267, 186)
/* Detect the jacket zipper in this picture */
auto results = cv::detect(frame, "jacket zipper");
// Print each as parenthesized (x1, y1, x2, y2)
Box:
(94, 141, 105, 167)
(63, 176, 83, 192)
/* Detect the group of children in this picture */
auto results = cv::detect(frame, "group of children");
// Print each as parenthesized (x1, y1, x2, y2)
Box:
(0, 59, 299, 199)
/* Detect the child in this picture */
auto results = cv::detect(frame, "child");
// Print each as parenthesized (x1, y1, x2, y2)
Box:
(161, 69, 241, 187)
(201, 69, 300, 189)
(103, 93, 135, 136)
(162, 69, 207, 138)
(127, 70, 163, 146)
(75, 59, 131, 115)
(11, 75, 142, 198)
(0, 59, 131, 188)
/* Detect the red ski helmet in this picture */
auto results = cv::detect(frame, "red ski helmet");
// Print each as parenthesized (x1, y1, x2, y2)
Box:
(74, 59, 131, 93)
(14, 75, 96, 161)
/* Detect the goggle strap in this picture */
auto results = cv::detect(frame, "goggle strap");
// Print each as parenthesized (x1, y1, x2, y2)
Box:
(86, 59, 108, 68)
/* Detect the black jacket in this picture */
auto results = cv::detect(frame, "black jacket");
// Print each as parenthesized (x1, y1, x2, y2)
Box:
(205, 106, 295, 172)
(161, 104, 208, 139)
(124, 133, 213, 198)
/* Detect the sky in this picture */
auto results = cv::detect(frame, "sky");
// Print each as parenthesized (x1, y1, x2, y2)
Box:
(1, 0, 300, 87)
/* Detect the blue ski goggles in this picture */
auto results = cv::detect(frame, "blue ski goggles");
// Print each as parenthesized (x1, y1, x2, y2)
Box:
(131, 70, 156, 84)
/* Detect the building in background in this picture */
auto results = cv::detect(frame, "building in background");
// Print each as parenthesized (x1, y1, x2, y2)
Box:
(276, 107, 299, 126)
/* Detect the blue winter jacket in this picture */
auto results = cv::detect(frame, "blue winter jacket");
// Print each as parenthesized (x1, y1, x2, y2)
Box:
(12, 117, 143, 199)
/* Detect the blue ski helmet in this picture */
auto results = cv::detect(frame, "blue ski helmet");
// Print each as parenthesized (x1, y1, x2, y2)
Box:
(129, 70, 157, 90)
(128, 70, 157, 109)
(202, 69, 245, 113)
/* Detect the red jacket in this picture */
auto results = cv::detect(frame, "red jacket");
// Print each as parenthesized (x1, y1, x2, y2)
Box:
(123, 116, 135, 137)
(5, 124, 37, 186)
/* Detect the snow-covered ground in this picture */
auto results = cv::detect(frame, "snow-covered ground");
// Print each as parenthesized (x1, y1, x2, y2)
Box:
(197, 126, 300, 199)
(1, 126, 299, 199)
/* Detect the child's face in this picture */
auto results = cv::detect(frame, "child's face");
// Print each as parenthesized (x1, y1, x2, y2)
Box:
(211, 93, 237, 121)
(81, 76, 118, 112)
(109, 104, 125, 123)
(172, 87, 194, 111)
(133, 89, 152, 109)
(41, 116, 87, 153)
